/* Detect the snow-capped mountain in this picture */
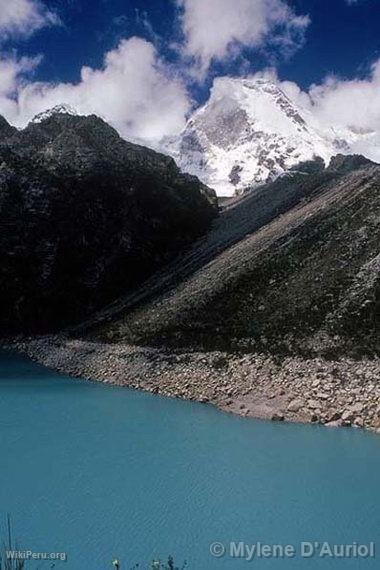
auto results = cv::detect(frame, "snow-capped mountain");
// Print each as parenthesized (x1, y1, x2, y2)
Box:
(31, 104, 79, 124)
(170, 77, 353, 196)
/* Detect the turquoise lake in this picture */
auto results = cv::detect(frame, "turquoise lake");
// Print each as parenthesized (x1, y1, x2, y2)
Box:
(1, 350, 380, 569)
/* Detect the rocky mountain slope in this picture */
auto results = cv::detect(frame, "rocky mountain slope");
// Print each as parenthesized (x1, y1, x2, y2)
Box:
(170, 77, 356, 196)
(90, 154, 380, 358)
(0, 108, 217, 333)
(17, 153, 380, 432)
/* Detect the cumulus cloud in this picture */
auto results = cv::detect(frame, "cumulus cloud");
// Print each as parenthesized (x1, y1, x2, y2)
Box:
(0, 55, 41, 118)
(275, 61, 380, 162)
(1, 1, 378, 163)
(0, 0, 311, 147)
(306, 62, 380, 132)
(0, 0, 59, 39)
(307, 63, 380, 161)
(0, 37, 191, 146)
(208, 63, 380, 163)
(176, 0, 310, 75)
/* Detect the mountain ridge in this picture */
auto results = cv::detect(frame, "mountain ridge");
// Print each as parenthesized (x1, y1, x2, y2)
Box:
(16, 152, 380, 431)
(0, 109, 217, 332)
(72, 153, 380, 359)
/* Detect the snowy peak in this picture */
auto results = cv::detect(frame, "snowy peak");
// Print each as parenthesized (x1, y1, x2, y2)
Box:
(200, 77, 308, 137)
(172, 77, 351, 196)
(31, 104, 79, 124)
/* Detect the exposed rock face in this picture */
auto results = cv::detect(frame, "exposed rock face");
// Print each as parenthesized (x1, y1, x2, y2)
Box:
(92, 155, 380, 357)
(0, 109, 217, 333)
(169, 77, 356, 196)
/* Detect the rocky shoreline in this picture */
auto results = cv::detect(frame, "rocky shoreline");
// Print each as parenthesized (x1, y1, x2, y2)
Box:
(6, 336, 380, 434)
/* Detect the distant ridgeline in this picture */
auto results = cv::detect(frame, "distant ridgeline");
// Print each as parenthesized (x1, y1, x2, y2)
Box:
(0, 108, 217, 333)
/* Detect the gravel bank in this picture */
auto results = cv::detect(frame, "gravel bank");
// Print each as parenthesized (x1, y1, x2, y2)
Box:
(9, 336, 380, 433)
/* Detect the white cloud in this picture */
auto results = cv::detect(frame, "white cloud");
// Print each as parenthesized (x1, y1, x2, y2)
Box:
(205, 63, 380, 164)
(176, 0, 310, 75)
(276, 61, 380, 162)
(0, 37, 191, 146)
(0, 0, 59, 39)
(307, 63, 380, 132)
(0, 3, 379, 165)
(0, 55, 41, 118)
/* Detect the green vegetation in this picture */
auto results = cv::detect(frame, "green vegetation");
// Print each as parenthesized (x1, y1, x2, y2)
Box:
(128, 557, 187, 569)
(0, 516, 24, 570)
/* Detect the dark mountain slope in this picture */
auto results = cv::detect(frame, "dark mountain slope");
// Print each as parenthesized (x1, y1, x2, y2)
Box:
(93, 156, 380, 357)
(72, 156, 333, 330)
(0, 116, 16, 139)
(0, 110, 217, 333)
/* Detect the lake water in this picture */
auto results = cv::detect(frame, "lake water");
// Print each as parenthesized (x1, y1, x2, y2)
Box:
(1, 350, 380, 569)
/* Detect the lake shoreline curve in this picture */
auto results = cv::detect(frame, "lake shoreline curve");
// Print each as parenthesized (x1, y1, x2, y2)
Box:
(4, 336, 380, 434)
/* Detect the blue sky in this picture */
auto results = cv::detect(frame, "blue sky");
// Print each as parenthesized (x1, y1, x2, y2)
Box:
(11, 0, 379, 93)
(0, 0, 379, 151)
